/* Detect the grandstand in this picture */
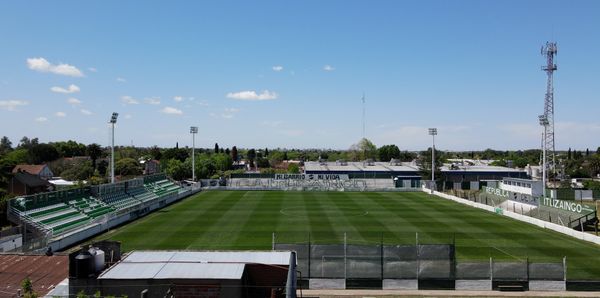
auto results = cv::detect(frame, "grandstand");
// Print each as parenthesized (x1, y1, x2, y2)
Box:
(7, 173, 197, 251)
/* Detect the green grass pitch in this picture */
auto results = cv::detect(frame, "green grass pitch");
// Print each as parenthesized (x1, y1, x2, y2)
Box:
(95, 190, 600, 279)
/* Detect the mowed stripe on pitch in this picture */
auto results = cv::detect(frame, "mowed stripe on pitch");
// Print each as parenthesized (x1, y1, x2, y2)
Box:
(94, 190, 600, 279)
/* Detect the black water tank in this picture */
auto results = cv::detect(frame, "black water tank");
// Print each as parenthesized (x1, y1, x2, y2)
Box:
(74, 250, 94, 278)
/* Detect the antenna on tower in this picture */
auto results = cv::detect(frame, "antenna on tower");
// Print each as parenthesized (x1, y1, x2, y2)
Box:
(540, 41, 558, 178)
(361, 92, 366, 139)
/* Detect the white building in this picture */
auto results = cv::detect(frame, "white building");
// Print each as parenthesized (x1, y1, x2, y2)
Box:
(500, 177, 544, 197)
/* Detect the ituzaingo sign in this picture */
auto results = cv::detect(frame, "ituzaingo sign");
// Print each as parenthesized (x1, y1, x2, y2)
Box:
(541, 197, 595, 215)
(274, 174, 350, 180)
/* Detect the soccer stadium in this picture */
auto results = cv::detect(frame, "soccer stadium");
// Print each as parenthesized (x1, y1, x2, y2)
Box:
(5, 165, 600, 296)
(3, 2, 600, 298)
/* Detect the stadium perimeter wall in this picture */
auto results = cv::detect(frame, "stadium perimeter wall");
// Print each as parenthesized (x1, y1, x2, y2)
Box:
(424, 188, 600, 246)
(46, 187, 201, 251)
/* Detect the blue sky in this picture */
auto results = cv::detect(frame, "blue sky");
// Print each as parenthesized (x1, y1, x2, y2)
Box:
(1, 1, 599, 151)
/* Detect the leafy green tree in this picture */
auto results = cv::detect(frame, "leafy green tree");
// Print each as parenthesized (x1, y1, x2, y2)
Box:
(18, 136, 38, 149)
(28, 143, 59, 164)
(378, 144, 401, 162)
(115, 158, 141, 176)
(268, 151, 285, 166)
(149, 145, 162, 160)
(349, 138, 377, 161)
(97, 160, 108, 177)
(21, 277, 37, 298)
(231, 146, 238, 162)
(165, 159, 189, 180)
(0, 136, 12, 155)
(60, 161, 95, 181)
(588, 156, 600, 177)
(287, 163, 300, 173)
(214, 143, 219, 154)
(256, 157, 270, 168)
(196, 158, 216, 179)
(162, 147, 189, 162)
(86, 143, 103, 170)
(247, 149, 256, 167)
(212, 153, 233, 172)
(52, 140, 86, 157)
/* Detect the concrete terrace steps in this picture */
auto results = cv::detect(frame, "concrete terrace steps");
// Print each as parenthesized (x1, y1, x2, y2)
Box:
(33, 207, 77, 222)
(47, 213, 88, 229)
(25, 203, 68, 217)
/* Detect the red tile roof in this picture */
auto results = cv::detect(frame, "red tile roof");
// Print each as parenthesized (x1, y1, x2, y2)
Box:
(0, 254, 68, 297)
(11, 165, 47, 176)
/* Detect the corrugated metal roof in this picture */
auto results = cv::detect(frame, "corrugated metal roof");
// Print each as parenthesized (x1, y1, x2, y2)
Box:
(0, 254, 68, 297)
(123, 251, 291, 265)
(155, 263, 245, 279)
(99, 263, 165, 279)
(98, 251, 291, 280)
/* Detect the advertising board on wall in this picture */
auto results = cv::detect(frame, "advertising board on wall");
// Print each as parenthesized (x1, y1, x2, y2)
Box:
(274, 174, 350, 181)
(541, 197, 595, 215)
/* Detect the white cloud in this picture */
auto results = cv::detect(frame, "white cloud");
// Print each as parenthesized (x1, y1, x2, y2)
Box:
(80, 109, 92, 115)
(124, 114, 132, 119)
(161, 107, 183, 115)
(121, 95, 139, 105)
(88, 67, 97, 72)
(226, 90, 278, 101)
(145, 97, 161, 105)
(50, 84, 80, 94)
(0, 100, 28, 111)
(116, 77, 126, 82)
(272, 65, 284, 72)
(35, 117, 48, 122)
(67, 97, 82, 105)
(220, 108, 240, 119)
(55, 111, 66, 117)
(173, 96, 184, 102)
(323, 65, 335, 71)
(26, 57, 84, 77)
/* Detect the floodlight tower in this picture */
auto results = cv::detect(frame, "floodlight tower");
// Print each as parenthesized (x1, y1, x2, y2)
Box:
(539, 115, 549, 198)
(361, 93, 366, 139)
(428, 128, 437, 192)
(190, 126, 198, 181)
(541, 42, 558, 177)
(109, 112, 118, 183)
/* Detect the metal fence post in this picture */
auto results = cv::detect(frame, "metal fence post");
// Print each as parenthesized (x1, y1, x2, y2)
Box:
(308, 232, 311, 279)
(563, 256, 567, 282)
(344, 232, 347, 281)
(416, 232, 420, 280)
(490, 257, 493, 282)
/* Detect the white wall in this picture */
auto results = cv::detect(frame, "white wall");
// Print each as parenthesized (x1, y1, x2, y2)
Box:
(423, 188, 600, 246)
